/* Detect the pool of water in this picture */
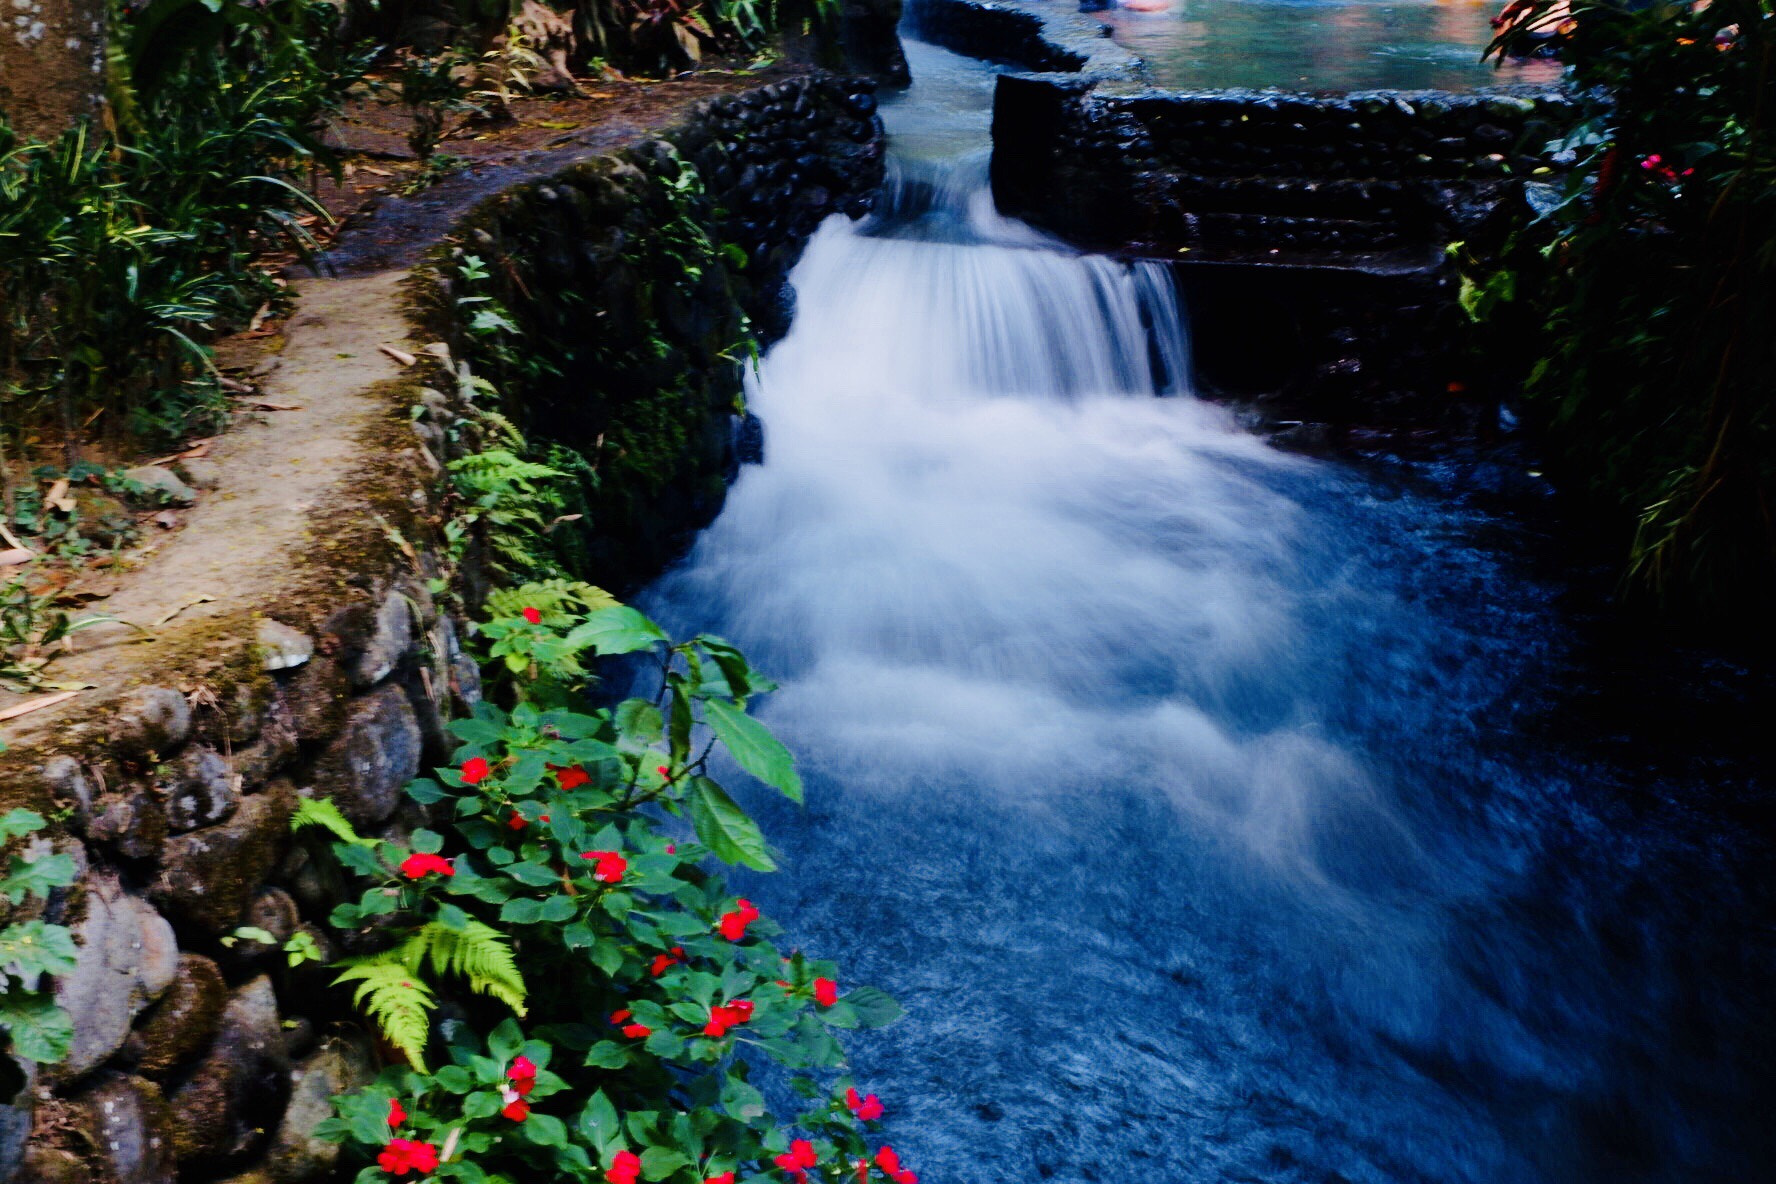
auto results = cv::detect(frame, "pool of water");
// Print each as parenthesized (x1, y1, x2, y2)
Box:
(1099, 0, 1565, 91)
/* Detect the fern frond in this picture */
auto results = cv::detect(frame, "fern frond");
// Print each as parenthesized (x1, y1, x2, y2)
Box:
(333, 956, 436, 1070)
(485, 579, 618, 622)
(291, 797, 370, 846)
(413, 920, 528, 1016)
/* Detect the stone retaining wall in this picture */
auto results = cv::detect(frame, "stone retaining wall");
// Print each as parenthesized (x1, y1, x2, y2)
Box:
(3, 77, 884, 1184)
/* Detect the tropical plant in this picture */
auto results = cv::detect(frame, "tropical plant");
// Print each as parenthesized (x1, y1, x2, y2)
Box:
(0, 808, 79, 1097)
(309, 594, 915, 1183)
(1482, 0, 1776, 626)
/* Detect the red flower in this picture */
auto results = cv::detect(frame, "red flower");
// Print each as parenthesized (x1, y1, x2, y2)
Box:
(774, 1139, 820, 1178)
(522, 607, 543, 624)
(610, 1009, 632, 1024)
(703, 999, 754, 1038)
(608, 1150, 642, 1184)
(621, 1022, 652, 1039)
(506, 811, 526, 830)
(846, 1087, 884, 1121)
(649, 947, 686, 977)
(657, 764, 672, 778)
(387, 1097, 407, 1128)
(855, 1160, 871, 1184)
(875, 1147, 902, 1176)
(377, 1138, 439, 1176)
(718, 898, 761, 942)
(814, 977, 838, 1007)
(707, 1174, 737, 1184)
(580, 850, 627, 883)
(506, 1054, 537, 1095)
(460, 756, 491, 784)
(666, 843, 677, 855)
(399, 852, 454, 879)
(554, 764, 591, 790)
(501, 1097, 530, 1122)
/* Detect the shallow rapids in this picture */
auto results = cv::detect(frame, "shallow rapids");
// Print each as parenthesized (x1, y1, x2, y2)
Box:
(640, 41, 1776, 1184)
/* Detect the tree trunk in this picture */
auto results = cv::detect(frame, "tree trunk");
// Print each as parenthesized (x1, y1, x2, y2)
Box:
(0, 0, 108, 142)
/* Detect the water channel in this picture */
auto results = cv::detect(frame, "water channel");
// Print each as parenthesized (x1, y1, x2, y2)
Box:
(642, 39, 1776, 1184)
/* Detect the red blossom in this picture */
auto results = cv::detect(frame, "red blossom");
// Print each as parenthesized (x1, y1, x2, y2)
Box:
(554, 764, 592, 790)
(580, 850, 627, 883)
(621, 1022, 653, 1039)
(387, 1098, 407, 1128)
(506, 1055, 537, 1095)
(666, 843, 677, 855)
(522, 607, 543, 624)
(610, 1009, 632, 1024)
(399, 852, 454, 880)
(846, 1087, 884, 1121)
(502, 1097, 530, 1122)
(703, 999, 754, 1038)
(718, 898, 761, 942)
(706, 1174, 737, 1184)
(506, 812, 526, 830)
(657, 764, 672, 778)
(460, 756, 491, 784)
(608, 1150, 643, 1184)
(814, 977, 839, 1007)
(649, 947, 686, 977)
(376, 1137, 439, 1176)
(774, 1139, 820, 1178)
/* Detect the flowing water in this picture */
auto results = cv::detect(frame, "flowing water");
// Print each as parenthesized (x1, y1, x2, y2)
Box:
(642, 42, 1776, 1183)
(1097, 0, 1564, 91)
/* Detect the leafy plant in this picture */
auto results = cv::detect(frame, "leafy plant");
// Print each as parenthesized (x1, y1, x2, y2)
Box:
(1481, 1, 1776, 625)
(0, 808, 79, 1096)
(311, 598, 913, 1183)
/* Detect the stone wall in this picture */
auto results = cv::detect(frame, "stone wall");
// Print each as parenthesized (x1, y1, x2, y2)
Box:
(417, 74, 886, 595)
(3, 77, 884, 1184)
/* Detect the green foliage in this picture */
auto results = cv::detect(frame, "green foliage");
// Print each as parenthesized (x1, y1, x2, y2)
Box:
(312, 599, 910, 1182)
(0, 809, 78, 1091)
(0, 0, 374, 453)
(1484, 1, 1776, 624)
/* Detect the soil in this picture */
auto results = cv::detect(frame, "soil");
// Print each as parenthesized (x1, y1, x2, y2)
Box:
(0, 62, 821, 758)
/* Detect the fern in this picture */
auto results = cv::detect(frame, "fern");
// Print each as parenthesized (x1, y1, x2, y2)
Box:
(332, 921, 527, 1069)
(412, 920, 528, 1015)
(332, 957, 437, 1070)
(291, 797, 369, 846)
(485, 578, 617, 623)
(449, 448, 563, 495)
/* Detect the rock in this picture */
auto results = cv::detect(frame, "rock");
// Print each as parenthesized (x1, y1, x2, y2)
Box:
(54, 874, 180, 1080)
(350, 591, 415, 688)
(255, 620, 314, 672)
(261, 1036, 375, 1183)
(120, 466, 197, 507)
(174, 458, 223, 490)
(243, 887, 299, 944)
(17, 1145, 91, 1184)
(169, 976, 289, 1163)
(0, 1060, 35, 1182)
(111, 687, 192, 762)
(128, 953, 228, 1076)
(438, 615, 481, 713)
(160, 746, 238, 832)
(71, 487, 136, 547)
(40, 755, 95, 831)
(150, 784, 295, 937)
(88, 788, 169, 865)
(72, 1073, 176, 1184)
(307, 685, 422, 827)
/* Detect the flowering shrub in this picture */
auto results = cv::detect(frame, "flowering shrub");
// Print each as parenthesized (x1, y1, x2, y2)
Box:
(1480, 1, 1776, 625)
(310, 597, 914, 1183)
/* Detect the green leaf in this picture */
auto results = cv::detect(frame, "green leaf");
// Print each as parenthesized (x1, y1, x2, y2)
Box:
(565, 606, 668, 656)
(0, 920, 78, 982)
(500, 898, 545, 924)
(0, 991, 72, 1064)
(701, 698, 802, 803)
(640, 1146, 692, 1179)
(687, 779, 776, 872)
(0, 809, 46, 842)
(580, 1090, 621, 1153)
(291, 797, 370, 846)
(583, 1040, 631, 1069)
(838, 985, 903, 1029)
(3, 852, 76, 904)
(488, 1017, 524, 1061)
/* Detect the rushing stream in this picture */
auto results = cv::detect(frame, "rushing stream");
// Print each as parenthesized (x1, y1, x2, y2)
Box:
(643, 42, 1776, 1184)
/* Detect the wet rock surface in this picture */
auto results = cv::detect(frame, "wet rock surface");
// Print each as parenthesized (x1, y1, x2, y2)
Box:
(55, 874, 180, 1080)
(168, 976, 289, 1165)
(151, 784, 295, 936)
(308, 684, 423, 826)
(127, 953, 228, 1076)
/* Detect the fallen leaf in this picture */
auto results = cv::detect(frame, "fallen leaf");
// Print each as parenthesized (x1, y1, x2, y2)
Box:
(153, 594, 216, 626)
(361, 165, 393, 177)
(237, 400, 303, 412)
(219, 375, 255, 394)
(422, 342, 451, 360)
(0, 690, 81, 721)
(44, 478, 74, 513)
(0, 547, 35, 567)
(379, 345, 418, 367)
(248, 303, 272, 333)
(151, 511, 180, 529)
(149, 442, 210, 466)
(0, 523, 28, 550)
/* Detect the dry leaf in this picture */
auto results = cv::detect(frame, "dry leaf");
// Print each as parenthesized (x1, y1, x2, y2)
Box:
(248, 303, 272, 333)
(0, 547, 35, 567)
(238, 400, 302, 412)
(149, 441, 212, 466)
(0, 690, 81, 722)
(362, 165, 393, 177)
(422, 342, 451, 360)
(219, 375, 255, 394)
(379, 345, 418, 367)
(151, 511, 180, 529)
(0, 522, 29, 550)
(44, 478, 74, 514)
(153, 594, 216, 626)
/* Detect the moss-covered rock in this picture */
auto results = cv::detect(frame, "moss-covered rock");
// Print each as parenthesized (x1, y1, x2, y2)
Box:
(127, 953, 228, 1076)
(149, 783, 295, 937)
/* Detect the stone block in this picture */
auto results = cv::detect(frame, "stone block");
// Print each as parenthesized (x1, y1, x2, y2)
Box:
(307, 685, 422, 827)
(150, 784, 295, 937)
(54, 874, 180, 1080)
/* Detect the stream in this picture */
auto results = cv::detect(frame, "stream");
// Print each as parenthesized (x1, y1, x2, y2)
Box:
(642, 41, 1776, 1184)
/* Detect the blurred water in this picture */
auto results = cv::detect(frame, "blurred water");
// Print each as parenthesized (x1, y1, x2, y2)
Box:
(1098, 0, 1565, 91)
(641, 41, 1776, 1184)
